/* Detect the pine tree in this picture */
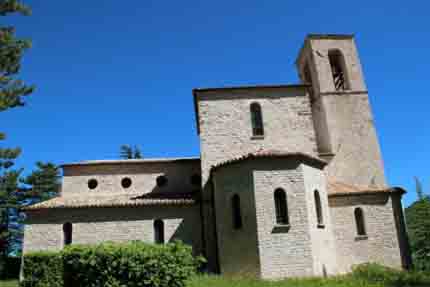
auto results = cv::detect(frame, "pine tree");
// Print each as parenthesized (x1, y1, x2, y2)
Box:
(0, 0, 33, 273)
(120, 145, 143, 159)
(21, 162, 61, 201)
(405, 178, 430, 271)
(414, 176, 424, 200)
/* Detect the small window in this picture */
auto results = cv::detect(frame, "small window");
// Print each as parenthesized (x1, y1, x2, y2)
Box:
(354, 208, 366, 236)
(88, 179, 98, 190)
(63, 222, 72, 246)
(154, 219, 165, 244)
(250, 102, 264, 137)
(156, 175, 168, 187)
(314, 190, 324, 226)
(121, 177, 132, 189)
(191, 174, 202, 186)
(232, 194, 243, 230)
(274, 188, 289, 225)
(328, 50, 349, 91)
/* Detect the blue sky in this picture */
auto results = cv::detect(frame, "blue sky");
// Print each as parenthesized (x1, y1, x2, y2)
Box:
(1, 1, 429, 206)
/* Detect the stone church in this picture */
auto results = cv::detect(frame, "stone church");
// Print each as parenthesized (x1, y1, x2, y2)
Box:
(24, 34, 411, 279)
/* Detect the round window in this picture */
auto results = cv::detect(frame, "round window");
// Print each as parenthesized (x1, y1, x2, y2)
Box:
(88, 179, 98, 190)
(156, 175, 168, 187)
(121, 177, 132, 189)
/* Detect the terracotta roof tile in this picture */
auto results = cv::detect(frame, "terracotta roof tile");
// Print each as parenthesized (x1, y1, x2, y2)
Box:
(211, 150, 327, 172)
(328, 181, 405, 197)
(24, 192, 197, 210)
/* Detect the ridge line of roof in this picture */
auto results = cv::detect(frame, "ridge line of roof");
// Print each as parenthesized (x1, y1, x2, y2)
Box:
(61, 157, 201, 167)
(193, 84, 309, 94)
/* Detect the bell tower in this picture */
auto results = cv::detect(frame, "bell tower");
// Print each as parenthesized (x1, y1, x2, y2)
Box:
(296, 34, 386, 187)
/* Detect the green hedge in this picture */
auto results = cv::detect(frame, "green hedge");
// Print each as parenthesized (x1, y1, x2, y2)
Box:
(0, 257, 22, 280)
(22, 241, 204, 287)
(21, 251, 63, 287)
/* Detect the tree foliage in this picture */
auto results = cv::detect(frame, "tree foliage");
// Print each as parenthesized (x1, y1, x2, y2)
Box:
(120, 144, 142, 159)
(0, 0, 33, 116)
(414, 177, 424, 200)
(0, 0, 33, 271)
(21, 162, 61, 201)
(405, 177, 430, 271)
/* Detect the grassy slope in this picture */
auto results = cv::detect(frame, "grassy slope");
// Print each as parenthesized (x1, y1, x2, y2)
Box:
(0, 281, 18, 287)
(188, 275, 383, 287)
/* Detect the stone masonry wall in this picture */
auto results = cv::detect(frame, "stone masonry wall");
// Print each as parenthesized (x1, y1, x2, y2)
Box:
(296, 37, 386, 187)
(329, 194, 402, 273)
(196, 87, 318, 182)
(62, 160, 201, 197)
(302, 164, 337, 276)
(322, 93, 386, 187)
(212, 162, 260, 276)
(196, 86, 318, 272)
(252, 159, 314, 279)
(23, 206, 203, 256)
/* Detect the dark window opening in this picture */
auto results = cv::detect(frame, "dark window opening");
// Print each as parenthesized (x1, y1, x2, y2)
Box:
(328, 50, 349, 91)
(355, 208, 367, 236)
(274, 188, 289, 225)
(232, 194, 243, 230)
(63, 222, 72, 246)
(250, 103, 264, 137)
(314, 190, 324, 226)
(191, 174, 202, 186)
(88, 179, 98, 190)
(156, 175, 168, 187)
(121, 177, 132, 189)
(154, 219, 165, 244)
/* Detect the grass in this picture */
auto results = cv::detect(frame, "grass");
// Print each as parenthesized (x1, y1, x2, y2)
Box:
(0, 281, 18, 287)
(188, 275, 384, 287)
(187, 264, 430, 287)
(2, 263, 430, 287)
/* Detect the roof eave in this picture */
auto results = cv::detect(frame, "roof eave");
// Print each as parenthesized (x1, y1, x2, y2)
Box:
(328, 187, 406, 198)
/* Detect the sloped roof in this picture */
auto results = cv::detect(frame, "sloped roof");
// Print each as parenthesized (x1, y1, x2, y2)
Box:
(328, 181, 406, 197)
(24, 192, 196, 210)
(211, 150, 327, 172)
(61, 157, 200, 167)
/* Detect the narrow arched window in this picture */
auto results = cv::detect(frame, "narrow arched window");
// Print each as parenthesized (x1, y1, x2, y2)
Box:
(63, 222, 72, 246)
(328, 50, 349, 91)
(250, 103, 264, 136)
(354, 208, 366, 236)
(314, 190, 324, 226)
(274, 188, 289, 225)
(154, 219, 165, 244)
(232, 194, 243, 230)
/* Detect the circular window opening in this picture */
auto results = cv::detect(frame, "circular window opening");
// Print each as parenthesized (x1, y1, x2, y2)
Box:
(121, 177, 132, 189)
(156, 175, 168, 187)
(88, 179, 98, 190)
(191, 174, 202, 186)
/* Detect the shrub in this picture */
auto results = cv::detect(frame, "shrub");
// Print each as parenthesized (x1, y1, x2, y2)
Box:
(352, 263, 430, 287)
(22, 240, 204, 287)
(21, 251, 63, 287)
(0, 257, 22, 280)
(405, 197, 430, 272)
